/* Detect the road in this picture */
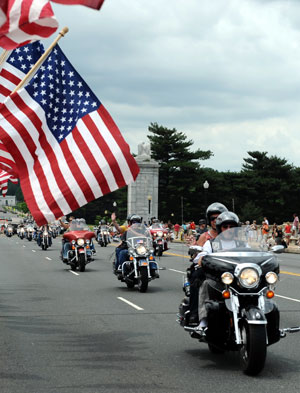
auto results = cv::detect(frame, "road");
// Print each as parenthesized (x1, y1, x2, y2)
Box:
(0, 225, 300, 393)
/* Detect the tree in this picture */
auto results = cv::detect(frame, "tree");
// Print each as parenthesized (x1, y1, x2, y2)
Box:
(147, 123, 213, 221)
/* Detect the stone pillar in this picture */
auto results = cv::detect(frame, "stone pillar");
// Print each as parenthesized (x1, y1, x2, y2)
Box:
(127, 146, 159, 224)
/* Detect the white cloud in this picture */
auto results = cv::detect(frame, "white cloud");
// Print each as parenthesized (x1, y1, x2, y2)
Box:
(50, 0, 300, 171)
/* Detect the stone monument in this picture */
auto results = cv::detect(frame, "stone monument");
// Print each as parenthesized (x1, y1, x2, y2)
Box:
(127, 142, 159, 224)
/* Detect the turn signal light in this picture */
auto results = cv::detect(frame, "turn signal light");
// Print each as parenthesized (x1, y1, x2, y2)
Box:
(222, 290, 230, 299)
(266, 290, 275, 299)
(72, 245, 75, 250)
(129, 256, 134, 261)
(149, 255, 154, 260)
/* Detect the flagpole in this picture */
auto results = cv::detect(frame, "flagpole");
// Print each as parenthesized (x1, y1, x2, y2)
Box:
(11, 27, 69, 94)
(0, 50, 9, 68)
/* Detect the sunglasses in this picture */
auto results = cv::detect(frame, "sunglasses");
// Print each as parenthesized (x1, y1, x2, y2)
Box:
(221, 224, 236, 229)
(210, 215, 219, 221)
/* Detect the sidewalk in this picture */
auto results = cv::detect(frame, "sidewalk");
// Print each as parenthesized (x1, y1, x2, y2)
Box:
(172, 239, 300, 254)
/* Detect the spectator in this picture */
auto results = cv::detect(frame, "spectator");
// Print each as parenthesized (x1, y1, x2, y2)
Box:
(272, 223, 278, 239)
(292, 213, 299, 237)
(174, 223, 180, 239)
(261, 221, 270, 246)
(284, 222, 292, 246)
(245, 220, 251, 241)
(264, 217, 269, 225)
(250, 220, 258, 240)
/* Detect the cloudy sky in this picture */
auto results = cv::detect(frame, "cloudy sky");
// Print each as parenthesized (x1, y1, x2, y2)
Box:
(50, 0, 300, 172)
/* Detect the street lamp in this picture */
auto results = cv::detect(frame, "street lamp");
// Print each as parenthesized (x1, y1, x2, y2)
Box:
(113, 201, 117, 208)
(203, 180, 209, 208)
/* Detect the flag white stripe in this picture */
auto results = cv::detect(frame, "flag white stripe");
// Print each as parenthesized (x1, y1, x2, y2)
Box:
(0, 115, 54, 222)
(30, 0, 49, 22)
(90, 110, 135, 184)
(64, 132, 102, 198)
(76, 117, 118, 191)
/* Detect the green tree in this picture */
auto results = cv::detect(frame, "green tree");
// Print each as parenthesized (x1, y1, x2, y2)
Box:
(147, 123, 213, 221)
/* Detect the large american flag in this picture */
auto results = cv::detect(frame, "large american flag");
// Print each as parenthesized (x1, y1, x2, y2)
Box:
(0, 0, 58, 50)
(0, 45, 139, 225)
(0, 41, 44, 175)
(0, 169, 18, 196)
(50, 0, 105, 9)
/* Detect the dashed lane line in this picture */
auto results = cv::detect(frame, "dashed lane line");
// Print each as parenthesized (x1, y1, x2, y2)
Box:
(276, 294, 300, 303)
(117, 297, 144, 311)
(69, 270, 79, 276)
(169, 268, 185, 274)
(45, 257, 52, 261)
(32, 250, 36, 253)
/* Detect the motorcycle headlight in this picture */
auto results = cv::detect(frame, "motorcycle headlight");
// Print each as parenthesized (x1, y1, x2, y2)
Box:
(239, 268, 259, 288)
(157, 231, 163, 237)
(86, 239, 90, 244)
(77, 238, 85, 246)
(136, 244, 147, 256)
(8, 227, 12, 232)
(221, 272, 234, 285)
(265, 272, 278, 285)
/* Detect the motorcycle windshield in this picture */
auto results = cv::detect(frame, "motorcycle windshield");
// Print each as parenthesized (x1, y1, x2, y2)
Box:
(69, 219, 89, 231)
(126, 223, 152, 248)
(151, 223, 163, 229)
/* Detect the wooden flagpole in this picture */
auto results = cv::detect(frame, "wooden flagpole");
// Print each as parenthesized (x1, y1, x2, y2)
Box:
(0, 50, 10, 68)
(11, 26, 69, 94)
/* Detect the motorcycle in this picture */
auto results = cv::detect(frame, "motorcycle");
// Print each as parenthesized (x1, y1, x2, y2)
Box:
(62, 218, 95, 272)
(5, 224, 14, 237)
(177, 227, 300, 375)
(26, 225, 35, 241)
(18, 226, 26, 239)
(113, 223, 159, 292)
(39, 227, 52, 250)
(97, 225, 110, 247)
(149, 223, 168, 256)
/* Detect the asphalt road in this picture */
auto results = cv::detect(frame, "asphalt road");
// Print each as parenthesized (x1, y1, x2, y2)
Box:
(0, 223, 300, 393)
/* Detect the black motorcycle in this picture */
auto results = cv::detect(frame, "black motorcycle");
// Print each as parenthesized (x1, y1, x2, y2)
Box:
(178, 227, 300, 375)
(97, 225, 110, 247)
(113, 223, 159, 292)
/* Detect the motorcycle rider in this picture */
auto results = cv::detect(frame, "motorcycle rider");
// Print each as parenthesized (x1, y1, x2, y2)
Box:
(37, 224, 52, 247)
(111, 212, 143, 271)
(188, 202, 228, 325)
(196, 211, 240, 330)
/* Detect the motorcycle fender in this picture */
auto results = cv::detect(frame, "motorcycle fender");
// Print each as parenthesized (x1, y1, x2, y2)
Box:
(243, 307, 267, 325)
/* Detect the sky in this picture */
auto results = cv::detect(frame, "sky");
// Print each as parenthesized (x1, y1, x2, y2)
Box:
(50, 0, 300, 172)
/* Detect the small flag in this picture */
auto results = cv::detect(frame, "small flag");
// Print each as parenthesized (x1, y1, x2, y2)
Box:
(0, 169, 18, 197)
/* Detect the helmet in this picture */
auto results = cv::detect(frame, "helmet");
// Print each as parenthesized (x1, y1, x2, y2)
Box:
(215, 211, 239, 234)
(199, 219, 206, 225)
(152, 218, 160, 224)
(206, 202, 228, 222)
(128, 214, 142, 224)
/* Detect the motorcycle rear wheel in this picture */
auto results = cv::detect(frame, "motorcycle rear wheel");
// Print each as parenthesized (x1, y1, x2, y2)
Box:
(239, 322, 267, 375)
(78, 254, 86, 272)
(138, 267, 148, 292)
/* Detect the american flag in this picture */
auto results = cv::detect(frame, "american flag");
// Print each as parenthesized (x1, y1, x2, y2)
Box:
(0, 45, 139, 225)
(0, 169, 18, 197)
(0, 0, 58, 50)
(50, 0, 105, 9)
(0, 41, 44, 175)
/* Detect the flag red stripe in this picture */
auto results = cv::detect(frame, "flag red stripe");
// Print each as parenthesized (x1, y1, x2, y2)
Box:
(82, 113, 126, 189)
(72, 125, 111, 195)
(59, 138, 96, 202)
(0, 69, 21, 86)
(50, 0, 104, 10)
(13, 95, 81, 211)
(98, 105, 139, 181)
(1, 97, 64, 221)
(0, 128, 46, 224)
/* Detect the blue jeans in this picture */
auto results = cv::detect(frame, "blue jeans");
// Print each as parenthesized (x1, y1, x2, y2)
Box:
(115, 248, 129, 269)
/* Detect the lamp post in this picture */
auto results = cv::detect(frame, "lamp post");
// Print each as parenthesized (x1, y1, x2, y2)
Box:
(147, 195, 152, 224)
(203, 180, 209, 208)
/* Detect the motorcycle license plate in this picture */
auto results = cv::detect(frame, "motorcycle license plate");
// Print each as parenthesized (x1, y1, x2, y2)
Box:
(139, 259, 148, 266)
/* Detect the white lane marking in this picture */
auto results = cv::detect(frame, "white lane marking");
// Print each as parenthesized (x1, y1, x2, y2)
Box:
(169, 268, 185, 274)
(45, 257, 52, 260)
(117, 297, 144, 311)
(277, 294, 300, 303)
(69, 270, 79, 276)
(23, 245, 26, 248)
(32, 250, 36, 253)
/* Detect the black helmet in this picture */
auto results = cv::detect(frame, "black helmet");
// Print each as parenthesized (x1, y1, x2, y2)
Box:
(206, 202, 228, 222)
(215, 211, 239, 234)
(199, 219, 206, 225)
(128, 214, 142, 224)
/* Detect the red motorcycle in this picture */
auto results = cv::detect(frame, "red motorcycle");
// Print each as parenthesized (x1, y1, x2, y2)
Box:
(149, 223, 169, 256)
(63, 219, 95, 272)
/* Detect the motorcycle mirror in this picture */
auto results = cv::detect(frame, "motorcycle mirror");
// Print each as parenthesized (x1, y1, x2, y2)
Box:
(271, 245, 285, 254)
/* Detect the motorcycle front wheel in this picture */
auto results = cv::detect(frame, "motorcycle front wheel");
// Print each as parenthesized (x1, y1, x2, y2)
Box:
(78, 253, 86, 272)
(239, 322, 267, 376)
(138, 267, 148, 292)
